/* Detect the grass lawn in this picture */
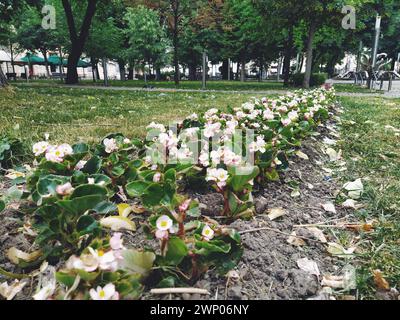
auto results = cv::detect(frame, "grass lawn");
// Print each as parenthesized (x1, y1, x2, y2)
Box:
(339, 96, 400, 298)
(14, 79, 287, 91)
(0, 85, 261, 146)
(334, 83, 384, 94)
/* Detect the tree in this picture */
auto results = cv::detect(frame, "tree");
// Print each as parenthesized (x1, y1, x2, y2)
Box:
(0, 0, 26, 86)
(124, 5, 170, 82)
(14, 2, 60, 78)
(61, 0, 98, 84)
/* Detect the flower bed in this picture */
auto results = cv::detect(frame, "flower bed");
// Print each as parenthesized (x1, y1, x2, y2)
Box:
(0, 86, 336, 300)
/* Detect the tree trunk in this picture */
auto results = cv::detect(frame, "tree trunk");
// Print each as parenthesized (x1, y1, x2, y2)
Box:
(10, 43, 16, 79)
(240, 58, 246, 82)
(283, 26, 294, 86)
(118, 60, 126, 81)
(188, 62, 196, 81)
(155, 67, 161, 81)
(127, 66, 133, 80)
(62, 0, 97, 84)
(41, 49, 51, 78)
(172, 5, 180, 85)
(0, 67, 8, 87)
(303, 22, 317, 89)
(222, 59, 229, 80)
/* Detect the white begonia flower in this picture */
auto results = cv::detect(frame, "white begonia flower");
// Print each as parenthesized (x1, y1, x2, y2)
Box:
(32, 141, 49, 156)
(281, 118, 292, 127)
(199, 151, 210, 167)
(147, 122, 166, 133)
(110, 233, 125, 251)
(202, 225, 215, 241)
(156, 215, 173, 231)
(235, 111, 245, 120)
(58, 143, 73, 156)
(89, 283, 119, 301)
(56, 182, 74, 196)
(45, 146, 64, 163)
(33, 282, 56, 301)
(123, 138, 131, 144)
(87, 247, 117, 271)
(88, 178, 95, 185)
(204, 122, 221, 138)
(263, 109, 274, 120)
(153, 172, 162, 183)
(288, 110, 299, 121)
(104, 138, 118, 154)
(249, 136, 266, 153)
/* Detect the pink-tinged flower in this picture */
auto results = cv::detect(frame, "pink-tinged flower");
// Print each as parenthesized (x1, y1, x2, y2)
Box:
(103, 138, 118, 154)
(281, 118, 291, 127)
(110, 233, 124, 251)
(202, 225, 215, 241)
(66, 254, 98, 272)
(198, 151, 210, 167)
(179, 199, 191, 212)
(45, 146, 64, 163)
(87, 247, 117, 271)
(32, 141, 49, 156)
(304, 112, 311, 120)
(288, 110, 298, 121)
(89, 284, 119, 301)
(153, 172, 162, 183)
(58, 144, 73, 156)
(56, 182, 74, 196)
(204, 122, 221, 138)
(75, 160, 87, 170)
(155, 229, 169, 240)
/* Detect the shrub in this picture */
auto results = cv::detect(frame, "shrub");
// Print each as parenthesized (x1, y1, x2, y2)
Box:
(290, 73, 328, 87)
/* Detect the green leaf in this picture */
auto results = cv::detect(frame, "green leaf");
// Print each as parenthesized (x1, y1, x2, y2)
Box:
(121, 249, 156, 276)
(57, 195, 105, 215)
(82, 156, 102, 174)
(126, 181, 149, 197)
(72, 143, 89, 154)
(195, 239, 231, 254)
(56, 272, 77, 288)
(229, 166, 259, 192)
(142, 183, 164, 207)
(165, 237, 188, 266)
(112, 165, 125, 177)
(0, 200, 5, 212)
(70, 184, 107, 199)
(76, 215, 99, 235)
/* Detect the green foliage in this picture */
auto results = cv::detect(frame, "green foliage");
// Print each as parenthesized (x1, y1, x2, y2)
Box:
(290, 73, 328, 87)
(0, 137, 26, 169)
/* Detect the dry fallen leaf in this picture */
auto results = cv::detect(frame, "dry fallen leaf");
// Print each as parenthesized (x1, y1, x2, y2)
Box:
(296, 150, 309, 160)
(307, 227, 327, 243)
(327, 242, 356, 258)
(322, 202, 337, 214)
(287, 231, 306, 246)
(343, 179, 363, 199)
(267, 207, 286, 221)
(7, 247, 42, 265)
(100, 216, 136, 231)
(342, 199, 357, 209)
(297, 258, 320, 277)
(321, 265, 356, 290)
(0, 280, 28, 300)
(325, 148, 342, 162)
(373, 270, 390, 290)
